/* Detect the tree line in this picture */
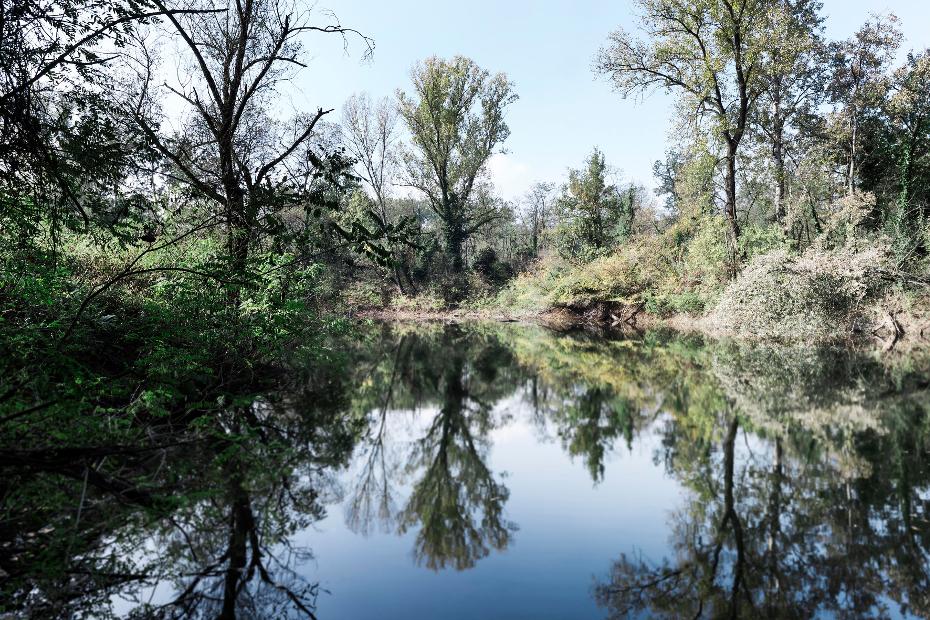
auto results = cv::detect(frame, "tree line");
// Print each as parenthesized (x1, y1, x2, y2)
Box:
(598, 1, 929, 263)
(3, 0, 929, 312)
(340, 0, 930, 305)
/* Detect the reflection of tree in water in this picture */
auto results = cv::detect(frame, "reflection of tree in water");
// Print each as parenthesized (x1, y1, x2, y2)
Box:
(343, 332, 410, 537)
(511, 331, 673, 483)
(400, 352, 514, 571)
(345, 324, 519, 571)
(597, 413, 763, 619)
(551, 386, 636, 482)
(141, 408, 356, 619)
(21, 321, 923, 616)
(594, 343, 930, 619)
(0, 361, 359, 619)
(344, 326, 930, 612)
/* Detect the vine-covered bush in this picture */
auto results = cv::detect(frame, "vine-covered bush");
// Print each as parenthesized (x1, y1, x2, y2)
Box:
(710, 243, 893, 340)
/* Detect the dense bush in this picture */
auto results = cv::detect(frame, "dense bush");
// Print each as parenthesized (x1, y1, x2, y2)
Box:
(709, 243, 893, 340)
(0, 232, 354, 455)
(495, 212, 734, 316)
(473, 247, 514, 286)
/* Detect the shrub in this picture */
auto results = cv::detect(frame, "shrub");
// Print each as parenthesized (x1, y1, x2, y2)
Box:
(549, 246, 649, 305)
(817, 192, 879, 250)
(644, 290, 707, 315)
(709, 243, 893, 340)
(498, 213, 732, 316)
(494, 255, 569, 313)
(473, 247, 514, 286)
(498, 213, 800, 320)
(738, 223, 791, 259)
(390, 291, 447, 312)
(343, 280, 384, 309)
(681, 215, 731, 288)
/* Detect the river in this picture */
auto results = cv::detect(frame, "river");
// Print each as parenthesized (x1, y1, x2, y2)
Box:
(6, 321, 930, 618)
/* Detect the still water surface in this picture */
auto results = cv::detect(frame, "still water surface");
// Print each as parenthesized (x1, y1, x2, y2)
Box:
(8, 321, 930, 618)
(304, 323, 930, 619)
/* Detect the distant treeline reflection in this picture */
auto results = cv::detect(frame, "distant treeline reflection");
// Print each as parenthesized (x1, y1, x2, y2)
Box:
(2, 323, 929, 618)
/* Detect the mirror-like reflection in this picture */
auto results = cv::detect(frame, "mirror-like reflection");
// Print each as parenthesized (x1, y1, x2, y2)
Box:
(348, 327, 518, 571)
(0, 356, 360, 619)
(339, 324, 930, 618)
(3, 321, 930, 618)
(593, 343, 930, 619)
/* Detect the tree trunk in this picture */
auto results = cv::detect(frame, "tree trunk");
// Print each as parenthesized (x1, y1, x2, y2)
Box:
(721, 414, 746, 617)
(765, 438, 783, 605)
(392, 261, 407, 295)
(848, 107, 858, 195)
(443, 210, 466, 275)
(772, 118, 787, 224)
(219, 468, 253, 620)
(724, 141, 742, 243)
(225, 189, 250, 306)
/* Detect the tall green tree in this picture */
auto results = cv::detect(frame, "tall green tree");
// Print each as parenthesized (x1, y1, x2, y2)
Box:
(883, 50, 930, 255)
(554, 148, 632, 261)
(596, 0, 777, 244)
(397, 56, 517, 280)
(827, 14, 902, 195)
(755, 0, 827, 223)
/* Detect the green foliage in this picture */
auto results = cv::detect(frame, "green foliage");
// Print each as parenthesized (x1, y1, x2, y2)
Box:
(390, 291, 448, 313)
(553, 148, 633, 262)
(397, 56, 517, 280)
(344, 280, 387, 309)
(682, 215, 731, 282)
(0, 226, 351, 445)
(644, 290, 707, 316)
(494, 256, 570, 314)
(494, 211, 735, 316)
(0, 0, 162, 240)
(738, 222, 791, 259)
(828, 14, 903, 194)
(549, 249, 648, 305)
(673, 145, 718, 218)
(817, 192, 880, 249)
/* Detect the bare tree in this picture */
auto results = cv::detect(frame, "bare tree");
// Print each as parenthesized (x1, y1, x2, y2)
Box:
(522, 181, 555, 257)
(126, 0, 372, 300)
(341, 91, 421, 292)
(341, 92, 398, 223)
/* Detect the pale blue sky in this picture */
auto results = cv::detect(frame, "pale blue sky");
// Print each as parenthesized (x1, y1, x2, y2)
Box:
(296, 0, 930, 199)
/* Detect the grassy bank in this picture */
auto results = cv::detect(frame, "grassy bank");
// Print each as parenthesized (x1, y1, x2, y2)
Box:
(369, 197, 930, 347)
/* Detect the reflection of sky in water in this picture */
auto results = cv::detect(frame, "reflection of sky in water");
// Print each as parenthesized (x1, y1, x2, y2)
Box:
(76, 326, 930, 619)
(296, 384, 922, 620)
(303, 390, 682, 619)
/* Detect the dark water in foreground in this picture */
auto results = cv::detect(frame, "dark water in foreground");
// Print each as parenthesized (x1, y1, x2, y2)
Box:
(6, 322, 930, 618)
